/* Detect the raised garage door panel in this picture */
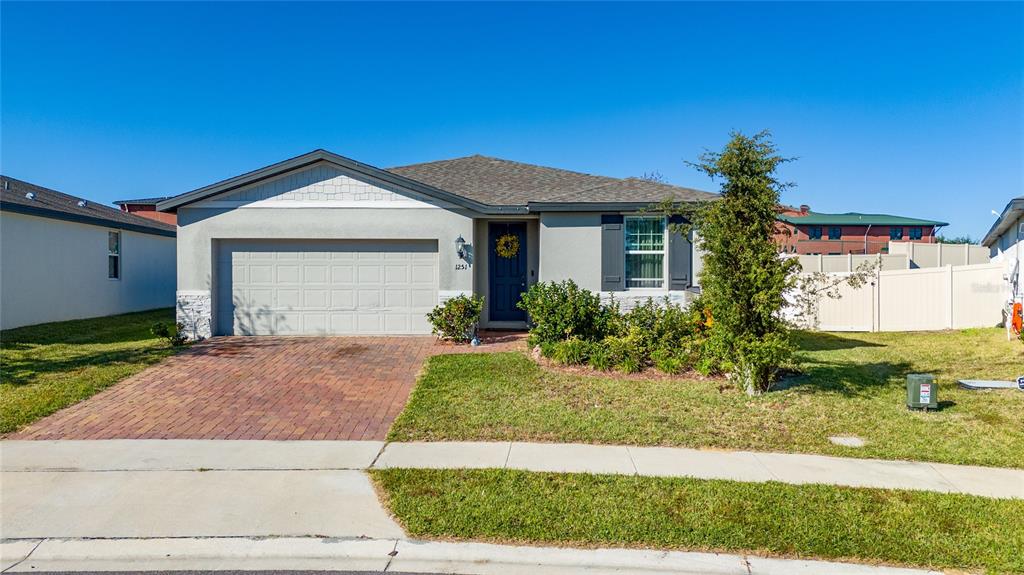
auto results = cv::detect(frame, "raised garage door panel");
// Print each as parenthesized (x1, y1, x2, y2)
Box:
(216, 240, 437, 335)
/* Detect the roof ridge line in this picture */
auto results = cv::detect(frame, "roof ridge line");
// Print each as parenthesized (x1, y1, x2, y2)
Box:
(385, 154, 487, 170)
(390, 154, 619, 182)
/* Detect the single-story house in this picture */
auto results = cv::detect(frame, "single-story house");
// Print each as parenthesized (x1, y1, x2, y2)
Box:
(982, 196, 1023, 305)
(1, 177, 177, 330)
(156, 150, 715, 338)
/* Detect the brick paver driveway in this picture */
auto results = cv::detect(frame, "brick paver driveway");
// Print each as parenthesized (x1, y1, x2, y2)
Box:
(14, 333, 524, 441)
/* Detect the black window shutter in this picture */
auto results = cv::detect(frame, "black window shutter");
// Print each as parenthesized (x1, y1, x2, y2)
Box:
(601, 214, 625, 291)
(668, 215, 691, 290)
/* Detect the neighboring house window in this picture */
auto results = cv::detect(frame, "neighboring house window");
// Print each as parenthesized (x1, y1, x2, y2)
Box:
(908, 227, 923, 240)
(807, 226, 822, 240)
(828, 226, 842, 240)
(108, 231, 121, 279)
(890, 227, 904, 240)
(624, 216, 666, 288)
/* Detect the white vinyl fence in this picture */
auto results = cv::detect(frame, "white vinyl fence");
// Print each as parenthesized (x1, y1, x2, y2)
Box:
(806, 262, 1008, 332)
(797, 253, 908, 273)
(796, 244, 990, 274)
(888, 242, 990, 268)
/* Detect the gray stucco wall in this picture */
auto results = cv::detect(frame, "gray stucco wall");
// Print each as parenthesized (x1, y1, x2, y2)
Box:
(175, 205, 474, 337)
(538, 211, 701, 309)
(538, 212, 603, 291)
(0, 211, 176, 329)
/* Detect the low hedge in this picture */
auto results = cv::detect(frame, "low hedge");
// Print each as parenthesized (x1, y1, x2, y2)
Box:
(519, 281, 714, 375)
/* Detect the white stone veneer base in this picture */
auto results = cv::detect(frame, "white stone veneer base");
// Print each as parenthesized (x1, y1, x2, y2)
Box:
(176, 291, 212, 340)
(600, 290, 698, 311)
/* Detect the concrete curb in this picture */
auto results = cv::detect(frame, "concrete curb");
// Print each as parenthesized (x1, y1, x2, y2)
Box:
(0, 537, 944, 574)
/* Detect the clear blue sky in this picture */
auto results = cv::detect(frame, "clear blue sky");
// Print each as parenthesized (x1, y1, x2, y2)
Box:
(2, 2, 1021, 238)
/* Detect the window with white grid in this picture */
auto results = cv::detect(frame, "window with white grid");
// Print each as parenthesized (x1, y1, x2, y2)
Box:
(108, 231, 121, 280)
(624, 216, 666, 289)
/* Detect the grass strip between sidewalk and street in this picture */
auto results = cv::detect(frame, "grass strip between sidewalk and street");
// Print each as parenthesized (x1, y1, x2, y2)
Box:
(372, 468, 1024, 574)
(388, 328, 1024, 468)
(1, 308, 178, 433)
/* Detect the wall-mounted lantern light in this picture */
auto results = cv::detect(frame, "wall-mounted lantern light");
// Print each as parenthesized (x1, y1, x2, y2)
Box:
(455, 235, 467, 259)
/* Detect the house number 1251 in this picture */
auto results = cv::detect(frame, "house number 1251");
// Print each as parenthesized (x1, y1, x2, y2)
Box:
(455, 264, 469, 270)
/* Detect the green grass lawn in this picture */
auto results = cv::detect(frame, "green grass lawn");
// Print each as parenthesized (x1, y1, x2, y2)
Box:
(1, 309, 178, 434)
(372, 468, 1024, 574)
(388, 328, 1024, 468)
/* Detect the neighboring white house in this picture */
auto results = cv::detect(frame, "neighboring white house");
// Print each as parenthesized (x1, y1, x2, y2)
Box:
(156, 150, 716, 339)
(1, 177, 177, 330)
(982, 196, 1023, 308)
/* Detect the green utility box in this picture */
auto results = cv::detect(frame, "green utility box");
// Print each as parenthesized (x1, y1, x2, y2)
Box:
(907, 374, 938, 410)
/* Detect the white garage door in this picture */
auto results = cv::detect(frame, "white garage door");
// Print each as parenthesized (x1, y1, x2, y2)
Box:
(216, 240, 438, 335)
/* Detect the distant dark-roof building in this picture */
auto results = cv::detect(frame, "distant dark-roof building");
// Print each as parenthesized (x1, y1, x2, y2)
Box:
(114, 196, 176, 226)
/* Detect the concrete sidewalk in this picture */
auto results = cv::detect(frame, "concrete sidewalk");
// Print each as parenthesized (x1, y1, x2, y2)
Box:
(7, 440, 1017, 499)
(374, 441, 1024, 499)
(1, 469, 403, 539)
(0, 441, 987, 574)
(0, 536, 943, 574)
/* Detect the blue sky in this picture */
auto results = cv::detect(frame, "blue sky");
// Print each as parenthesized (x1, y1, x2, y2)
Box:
(2, 2, 1021, 238)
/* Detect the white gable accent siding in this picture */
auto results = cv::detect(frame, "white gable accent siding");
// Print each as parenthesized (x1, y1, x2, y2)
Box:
(194, 162, 444, 209)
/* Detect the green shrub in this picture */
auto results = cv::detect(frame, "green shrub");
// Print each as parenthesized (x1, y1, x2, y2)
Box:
(519, 284, 717, 376)
(538, 340, 559, 359)
(551, 337, 591, 365)
(426, 295, 483, 342)
(619, 298, 698, 359)
(587, 345, 613, 371)
(651, 347, 684, 375)
(517, 280, 614, 345)
(601, 330, 647, 373)
(617, 356, 642, 374)
(151, 321, 188, 346)
(650, 341, 701, 375)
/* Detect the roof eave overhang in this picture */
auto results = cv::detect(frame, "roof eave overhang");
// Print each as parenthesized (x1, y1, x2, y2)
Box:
(155, 149, 716, 216)
(981, 198, 1024, 247)
(156, 149, 505, 216)
(527, 201, 701, 212)
(1, 201, 176, 237)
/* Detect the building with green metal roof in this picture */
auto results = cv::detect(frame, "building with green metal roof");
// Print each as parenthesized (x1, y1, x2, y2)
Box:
(777, 212, 948, 227)
(775, 208, 948, 255)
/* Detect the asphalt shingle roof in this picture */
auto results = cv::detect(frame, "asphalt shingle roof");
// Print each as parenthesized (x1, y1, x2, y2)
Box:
(1, 176, 176, 236)
(387, 155, 715, 206)
(777, 212, 948, 227)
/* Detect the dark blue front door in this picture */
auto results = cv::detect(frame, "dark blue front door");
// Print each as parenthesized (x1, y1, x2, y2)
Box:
(489, 222, 528, 322)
